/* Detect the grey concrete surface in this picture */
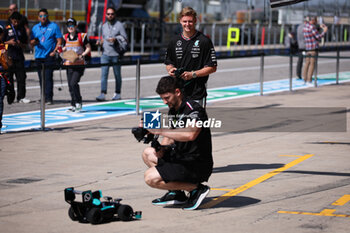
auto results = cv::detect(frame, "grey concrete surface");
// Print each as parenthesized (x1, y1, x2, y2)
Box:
(5, 51, 350, 115)
(0, 81, 349, 233)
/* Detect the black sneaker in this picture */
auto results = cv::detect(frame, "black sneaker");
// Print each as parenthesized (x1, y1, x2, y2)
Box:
(152, 190, 187, 206)
(183, 184, 210, 210)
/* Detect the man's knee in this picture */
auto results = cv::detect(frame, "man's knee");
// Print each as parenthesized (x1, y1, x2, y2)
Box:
(142, 147, 156, 163)
(144, 167, 162, 188)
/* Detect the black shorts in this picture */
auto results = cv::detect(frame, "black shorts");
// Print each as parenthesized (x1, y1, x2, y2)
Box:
(155, 153, 212, 184)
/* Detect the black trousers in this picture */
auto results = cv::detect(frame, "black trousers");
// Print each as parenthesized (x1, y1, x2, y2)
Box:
(8, 59, 27, 101)
(66, 67, 84, 106)
(36, 57, 56, 102)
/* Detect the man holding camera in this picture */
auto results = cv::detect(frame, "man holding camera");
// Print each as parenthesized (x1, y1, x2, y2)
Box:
(141, 76, 213, 210)
(96, 7, 127, 101)
(3, 12, 29, 103)
(30, 8, 62, 104)
(164, 7, 217, 107)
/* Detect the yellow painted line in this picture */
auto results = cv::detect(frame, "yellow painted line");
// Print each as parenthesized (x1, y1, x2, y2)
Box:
(332, 195, 350, 206)
(279, 155, 303, 158)
(278, 209, 350, 218)
(211, 188, 236, 191)
(201, 154, 314, 209)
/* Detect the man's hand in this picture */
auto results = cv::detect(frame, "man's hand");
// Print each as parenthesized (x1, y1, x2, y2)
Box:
(6, 39, 19, 46)
(96, 39, 103, 46)
(107, 38, 116, 43)
(181, 71, 195, 81)
(167, 67, 177, 77)
(321, 24, 328, 33)
(30, 38, 39, 47)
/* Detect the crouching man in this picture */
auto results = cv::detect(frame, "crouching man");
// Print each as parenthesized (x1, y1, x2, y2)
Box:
(142, 76, 213, 210)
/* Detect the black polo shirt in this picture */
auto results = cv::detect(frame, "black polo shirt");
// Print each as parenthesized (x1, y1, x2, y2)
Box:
(168, 99, 213, 170)
(164, 31, 217, 100)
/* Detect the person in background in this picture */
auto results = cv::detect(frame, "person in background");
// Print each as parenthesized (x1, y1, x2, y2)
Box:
(96, 7, 127, 101)
(62, 18, 91, 113)
(30, 8, 62, 105)
(3, 12, 29, 103)
(0, 26, 6, 133)
(296, 17, 309, 80)
(302, 16, 328, 86)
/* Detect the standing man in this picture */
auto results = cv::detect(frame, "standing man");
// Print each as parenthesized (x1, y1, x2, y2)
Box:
(30, 8, 62, 104)
(142, 76, 213, 210)
(96, 7, 127, 101)
(164, 7, 217, 107)
(302, 16, 328, 85)
(3, 12, 29, 103)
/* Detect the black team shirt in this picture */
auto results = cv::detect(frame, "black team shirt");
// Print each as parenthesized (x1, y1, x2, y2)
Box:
(164, 31, 217, 100)
(168, 99, 213, 182)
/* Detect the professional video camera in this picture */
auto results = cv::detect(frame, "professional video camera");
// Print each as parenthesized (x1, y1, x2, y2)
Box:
(131, 127, 162, 151)
(174, 67, 185, 78)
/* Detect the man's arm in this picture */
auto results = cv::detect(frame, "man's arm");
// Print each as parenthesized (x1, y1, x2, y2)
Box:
(49, 37, 63, 57)
(181, 66, 217, 81)
(148, 126, 201, 142)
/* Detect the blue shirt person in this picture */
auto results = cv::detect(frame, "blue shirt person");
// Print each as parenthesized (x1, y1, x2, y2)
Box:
(30, 8, 63, 104)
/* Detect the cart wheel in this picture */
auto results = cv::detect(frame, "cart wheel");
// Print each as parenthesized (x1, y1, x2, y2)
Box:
(118, 204, 134, 221)
(103, 210, 115, 221)
(86, 208, 103, 224)
(68, 207, 78, 221)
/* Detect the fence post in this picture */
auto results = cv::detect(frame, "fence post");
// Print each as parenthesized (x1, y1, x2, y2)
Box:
(260, 52, 264, 96)
(336, 48, 340, 85)
(289, 52, 293, 92)
(219, 26, 222, 48)
(135, 58, 141, 115)
(141, 23, 145, 54)
(255, 23, 260, 47)
(130, 23, 135, 53)
(40, 63, 46, 130)
(241, 23, 245, 48)
(211, 23, 216, 46)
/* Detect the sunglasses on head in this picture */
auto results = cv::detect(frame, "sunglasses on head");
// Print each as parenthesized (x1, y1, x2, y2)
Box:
(39, 15, 47, 18)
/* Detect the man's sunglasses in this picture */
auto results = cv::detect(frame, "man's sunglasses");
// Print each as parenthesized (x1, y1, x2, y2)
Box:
(106, 13, 115, 16)
(39, 15, 48, 18)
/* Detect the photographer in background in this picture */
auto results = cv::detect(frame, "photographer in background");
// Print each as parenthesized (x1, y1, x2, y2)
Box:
(164, 7, 217, 107)
(95, 7, 127, 101)
(30, 8, 63, 105)
(3, 12, 29, 103)
(141, 76, 213, 210)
